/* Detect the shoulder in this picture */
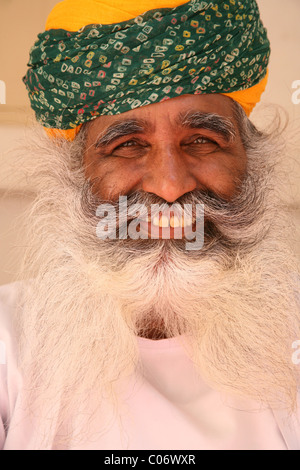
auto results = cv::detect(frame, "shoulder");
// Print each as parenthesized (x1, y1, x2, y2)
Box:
(0, 280, 29, 375)
(272, 394, 300, 450)
(0, 282, 24, 426)
(0, 281, 21, 343)
(0, 281, 24, 346)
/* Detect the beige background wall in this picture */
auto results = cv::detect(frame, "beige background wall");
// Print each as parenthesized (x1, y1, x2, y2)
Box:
(0, 0, 300, 285)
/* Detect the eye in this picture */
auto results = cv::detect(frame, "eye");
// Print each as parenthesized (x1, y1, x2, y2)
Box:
(187, 135, 219, 148)
(109, 138, 149, 158)
(116, 140, 138, 148)
(182, 135, 219, 155)
(192, 136, 216, 145)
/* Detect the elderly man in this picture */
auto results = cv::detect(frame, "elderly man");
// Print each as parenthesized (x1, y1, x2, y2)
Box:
(0, 0, 300, 450)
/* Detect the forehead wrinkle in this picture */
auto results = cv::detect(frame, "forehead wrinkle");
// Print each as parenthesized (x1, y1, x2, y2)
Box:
(94, 118, 154, 148)
(177, 110, 237, 142)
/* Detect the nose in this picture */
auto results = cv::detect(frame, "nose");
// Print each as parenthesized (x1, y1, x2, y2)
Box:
(141, 143, 197, 202)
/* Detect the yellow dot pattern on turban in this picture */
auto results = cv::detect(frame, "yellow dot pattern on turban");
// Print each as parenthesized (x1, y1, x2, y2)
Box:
(43, 0, 269, 140)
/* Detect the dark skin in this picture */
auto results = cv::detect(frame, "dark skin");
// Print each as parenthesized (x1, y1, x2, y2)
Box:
(83, 93, 247, 212)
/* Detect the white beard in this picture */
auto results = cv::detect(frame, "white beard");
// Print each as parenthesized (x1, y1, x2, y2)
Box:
(14, 119, 300, 446)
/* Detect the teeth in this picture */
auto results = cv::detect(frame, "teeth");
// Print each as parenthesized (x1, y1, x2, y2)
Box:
(153, 216, 160, 227)
(150, 214, 194, 228)
(160, 215, 169, 228)
(170, 215, 180, 228)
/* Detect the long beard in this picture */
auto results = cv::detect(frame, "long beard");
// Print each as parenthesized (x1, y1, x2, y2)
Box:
(15, 120, 300, 446)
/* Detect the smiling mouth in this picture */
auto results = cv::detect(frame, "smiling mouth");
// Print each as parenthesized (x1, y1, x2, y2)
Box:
(134, 212, 198, 239)
(98, 206, 204, 242)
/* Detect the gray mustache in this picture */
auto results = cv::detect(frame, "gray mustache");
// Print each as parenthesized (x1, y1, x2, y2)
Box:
(80, 178, 268, 253)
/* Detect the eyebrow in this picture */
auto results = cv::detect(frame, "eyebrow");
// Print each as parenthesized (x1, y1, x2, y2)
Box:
(94, 110, 236, 149)
(94, 119, 152, 148)
(178, 110, 236, 142)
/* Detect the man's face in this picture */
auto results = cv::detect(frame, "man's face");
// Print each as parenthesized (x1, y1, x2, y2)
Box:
(83, 94, 247, 207)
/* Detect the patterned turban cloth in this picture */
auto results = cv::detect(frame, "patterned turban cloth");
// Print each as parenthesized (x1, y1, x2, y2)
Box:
(23, 0, 271, 140)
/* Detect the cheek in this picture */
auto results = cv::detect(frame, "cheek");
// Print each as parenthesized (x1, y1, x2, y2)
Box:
(194, 156, 246, 199)
(84, 153, 114, 198)
(83, 154, 140, 200)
